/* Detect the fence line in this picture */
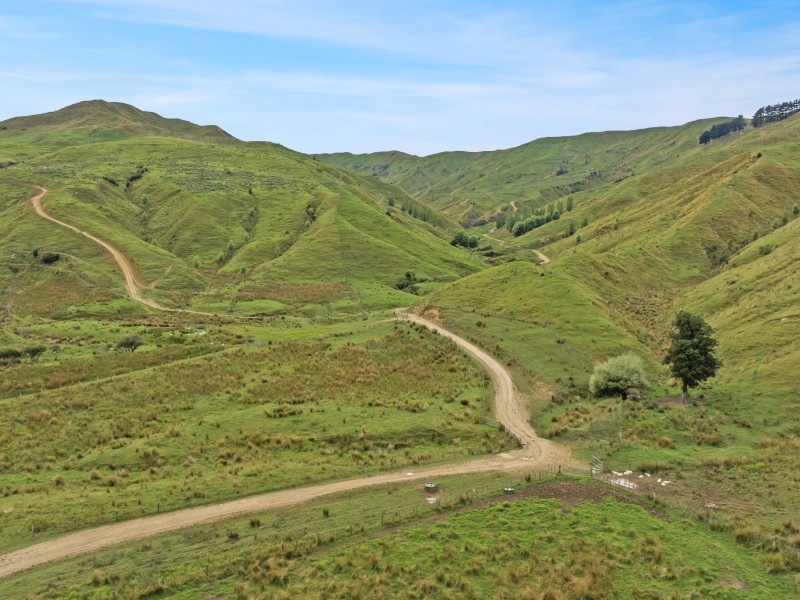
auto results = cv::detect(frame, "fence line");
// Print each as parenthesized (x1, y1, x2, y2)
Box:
(217, 464, 594, 556)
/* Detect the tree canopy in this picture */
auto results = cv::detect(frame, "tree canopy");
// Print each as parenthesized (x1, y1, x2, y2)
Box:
(663, 312, 722, 402)
(699, 116, 746, 144)
(115, 334, 145, 353)
(752, 98, 800, 127)
(450, 231, 478, 248)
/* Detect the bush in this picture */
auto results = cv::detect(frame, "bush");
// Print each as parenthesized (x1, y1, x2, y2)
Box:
(115, 334, 144, 353)
(0, 348, 22, 363)
(589, 353, 648, 399)
(41, 252, 60, 264)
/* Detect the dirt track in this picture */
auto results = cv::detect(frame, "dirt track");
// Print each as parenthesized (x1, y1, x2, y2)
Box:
(30, 186, 174, 311)
(31, 186, 216, 315)
(532, 249, 551, 264)
(0, 188, 574, 578)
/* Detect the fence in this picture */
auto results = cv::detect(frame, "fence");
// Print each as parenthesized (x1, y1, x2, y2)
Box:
(221, 464, 594, 556)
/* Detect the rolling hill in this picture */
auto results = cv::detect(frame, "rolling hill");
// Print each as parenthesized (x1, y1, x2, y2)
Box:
(0, 102, 480, 318)
(1, 100, 799, 596)
(319, 118, 728, 224)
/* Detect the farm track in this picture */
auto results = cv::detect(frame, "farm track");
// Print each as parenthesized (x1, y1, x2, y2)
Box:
(30, 186, 215, 316)
(0, 187, 575, 578)
(481, 231, 551, 265)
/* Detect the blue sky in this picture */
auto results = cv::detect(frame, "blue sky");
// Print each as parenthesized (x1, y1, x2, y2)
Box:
(2, 1, 800, 154)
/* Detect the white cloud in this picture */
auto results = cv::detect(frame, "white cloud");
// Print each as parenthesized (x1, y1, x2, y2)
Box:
(7, 1, 800, 153)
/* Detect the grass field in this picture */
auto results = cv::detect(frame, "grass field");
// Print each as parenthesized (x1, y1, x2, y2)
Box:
(3, 475, 793, 599)
(0, 320, 510, 553)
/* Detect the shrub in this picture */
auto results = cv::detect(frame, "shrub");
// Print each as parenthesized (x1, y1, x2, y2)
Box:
(115, 334, 144, 353)
(41, 252, 60, 264)
(589, 353, 648, 399)
(0, 348, 22, 363)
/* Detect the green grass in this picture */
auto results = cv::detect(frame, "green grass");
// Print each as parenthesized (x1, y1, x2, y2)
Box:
(4, 475, 793, 599)
(274, 496, 793, 599)
(320, 118, 727, 223)
(0, 321, 509, 553)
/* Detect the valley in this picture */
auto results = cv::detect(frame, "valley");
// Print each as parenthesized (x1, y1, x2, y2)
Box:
(0, 101, 797, 598)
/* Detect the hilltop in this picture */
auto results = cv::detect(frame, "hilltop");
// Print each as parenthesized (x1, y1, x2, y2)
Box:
(0, 100, 232, 161)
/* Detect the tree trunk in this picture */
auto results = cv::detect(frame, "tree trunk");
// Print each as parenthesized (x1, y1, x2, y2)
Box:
(682, 381, 688, 403)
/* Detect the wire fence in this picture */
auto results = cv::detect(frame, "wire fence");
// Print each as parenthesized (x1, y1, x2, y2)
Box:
(212, 464, 595, 556)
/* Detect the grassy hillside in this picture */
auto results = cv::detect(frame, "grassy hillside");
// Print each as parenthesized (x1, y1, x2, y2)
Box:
(320, 118, 727, 223)
(424, 112, 800, 402)
(0, 103, 481, 318)
(416, 113, 800, 559)
(1, 100, 798, 593)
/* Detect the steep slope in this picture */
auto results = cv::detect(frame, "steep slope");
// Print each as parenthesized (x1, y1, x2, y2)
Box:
(320, 118, 726, 223)
(425, 113, 800, 399)
(0, 104, 480, 317)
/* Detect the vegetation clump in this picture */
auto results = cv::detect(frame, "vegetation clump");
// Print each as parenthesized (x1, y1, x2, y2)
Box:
(512, 209, 560, 236)
(699, 116, 746, 144)
(450, 231, 478, 248)
(588, 353, 648, 399)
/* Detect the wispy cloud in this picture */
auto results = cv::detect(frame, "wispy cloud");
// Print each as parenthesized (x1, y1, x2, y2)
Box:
(5, 1, 800, 153)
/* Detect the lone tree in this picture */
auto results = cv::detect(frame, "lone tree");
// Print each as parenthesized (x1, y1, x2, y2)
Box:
(589, 353, 649, 400)
(115, 334, 144, 353)
(664, 312, 722, 402)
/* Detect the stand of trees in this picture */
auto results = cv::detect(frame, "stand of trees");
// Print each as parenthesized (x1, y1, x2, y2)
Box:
(450, 231, 478, 248)
(752, 98, 800, 127)
(400, 200, 443, 228)
(699, 116, 746, 144)
(512, 210, 560, 237)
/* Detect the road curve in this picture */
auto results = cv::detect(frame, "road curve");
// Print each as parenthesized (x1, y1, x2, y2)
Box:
(0, 314, 569, 578)
(480, 231, 551, 265)
(30, 186, 174, 311)
(532, 249, 551, 264)
(405, 314, 554, 457)
(0, 188, 572, 578)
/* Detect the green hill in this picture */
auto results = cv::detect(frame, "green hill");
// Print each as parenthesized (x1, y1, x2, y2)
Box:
(422, 112, 799, 398)
(0, 103, 479, 318)
(1, 101, 799, 590)
(416, 114, 800, 554)
(320, 118, 727, 224)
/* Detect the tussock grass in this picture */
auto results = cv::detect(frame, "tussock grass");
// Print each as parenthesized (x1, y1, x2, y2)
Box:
(0, 322, 505, 552)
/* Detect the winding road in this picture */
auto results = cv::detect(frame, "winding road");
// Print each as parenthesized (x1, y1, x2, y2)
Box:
(0, 187, 572, 578)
